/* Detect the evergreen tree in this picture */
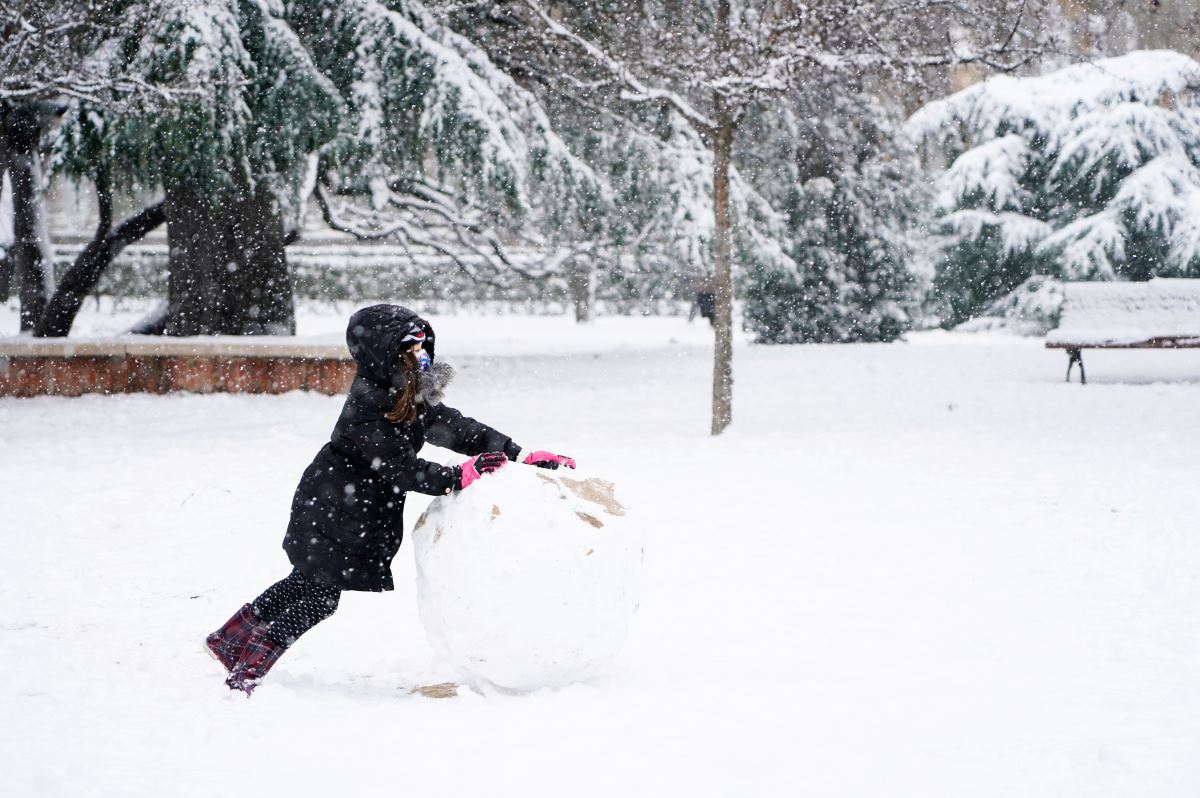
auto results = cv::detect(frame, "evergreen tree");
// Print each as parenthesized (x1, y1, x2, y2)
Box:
(742, 93, 927, 343)
(907, 50, 1200, 326)
(57, 0, 606, 335)
(58, 0, 343, 334)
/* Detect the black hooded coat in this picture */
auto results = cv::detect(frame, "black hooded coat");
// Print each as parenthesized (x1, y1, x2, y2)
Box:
(282, 305, 521, 591)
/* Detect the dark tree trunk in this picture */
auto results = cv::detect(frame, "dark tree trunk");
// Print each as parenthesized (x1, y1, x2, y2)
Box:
(3, 105, 53, 331)
(0, 248, 10, 302)
(159, 181, 295, 336)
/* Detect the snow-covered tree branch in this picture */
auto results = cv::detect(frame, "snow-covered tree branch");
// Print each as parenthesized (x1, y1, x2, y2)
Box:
(0, 1, 202, 108)
(47, 0, 621, 335)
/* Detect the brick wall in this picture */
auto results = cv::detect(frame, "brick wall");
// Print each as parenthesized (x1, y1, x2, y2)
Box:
(0, 339, 356, 397)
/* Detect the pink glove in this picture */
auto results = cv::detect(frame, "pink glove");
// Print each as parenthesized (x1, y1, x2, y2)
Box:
(459, 451, 508, 490)
(522, 450, 577, 470)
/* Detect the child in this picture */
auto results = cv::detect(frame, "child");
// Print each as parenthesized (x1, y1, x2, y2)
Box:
(206, 304, 575, 695)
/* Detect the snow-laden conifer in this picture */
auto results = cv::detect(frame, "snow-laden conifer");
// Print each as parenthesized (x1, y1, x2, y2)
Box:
(742, 94, 928, 343)
(907, 50, 1200, 325)
(52, 0, 613, 334)
(61, 0, 342, 211)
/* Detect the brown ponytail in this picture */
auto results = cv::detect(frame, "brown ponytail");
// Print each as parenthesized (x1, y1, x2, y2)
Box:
(384, 349, 421, 424)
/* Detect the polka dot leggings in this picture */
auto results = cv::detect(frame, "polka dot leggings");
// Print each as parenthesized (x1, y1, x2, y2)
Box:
(251, 569, 341, 648)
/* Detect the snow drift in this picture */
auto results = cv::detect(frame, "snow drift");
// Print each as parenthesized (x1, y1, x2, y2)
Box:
(412, 464, 641, 692)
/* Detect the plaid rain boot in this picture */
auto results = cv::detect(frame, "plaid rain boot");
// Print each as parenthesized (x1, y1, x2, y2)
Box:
(225, 628, 287, 697)
(205, 604, 267, 673)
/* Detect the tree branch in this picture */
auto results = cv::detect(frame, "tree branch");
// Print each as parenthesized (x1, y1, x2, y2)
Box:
(515, 0, 716, 136)
(33, 200, 166, 337)
(315, 181, 520, 288)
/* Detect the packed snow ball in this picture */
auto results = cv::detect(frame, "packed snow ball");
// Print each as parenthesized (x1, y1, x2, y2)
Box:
(412, 464, 642, 692)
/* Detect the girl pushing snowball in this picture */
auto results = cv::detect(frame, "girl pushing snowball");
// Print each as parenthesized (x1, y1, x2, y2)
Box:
(205, 304, 575, 696)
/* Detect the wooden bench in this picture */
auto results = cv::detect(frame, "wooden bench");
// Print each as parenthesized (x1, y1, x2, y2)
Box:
(1045, 278, 1200, 384)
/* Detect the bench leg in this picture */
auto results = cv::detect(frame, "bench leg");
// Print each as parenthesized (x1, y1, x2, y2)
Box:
(1066, 348, 1086, 384)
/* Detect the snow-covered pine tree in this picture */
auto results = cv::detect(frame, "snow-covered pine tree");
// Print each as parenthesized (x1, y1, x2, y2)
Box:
(58, 0, 344, 335)
(907, 50, 1200, 327)
(57, 0, 606, 335)
(741, 93, 928, 343)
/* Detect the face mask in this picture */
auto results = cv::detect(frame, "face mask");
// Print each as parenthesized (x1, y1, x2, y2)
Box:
(415, 350, 431, 372)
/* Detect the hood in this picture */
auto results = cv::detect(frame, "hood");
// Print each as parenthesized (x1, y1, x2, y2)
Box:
(345, 304, 436, 387)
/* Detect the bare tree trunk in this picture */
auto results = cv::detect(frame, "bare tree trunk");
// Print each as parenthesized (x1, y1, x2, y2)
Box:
(5, 106, 53, 332)
(159, 181, 294, 336)
(710, 97, 736, 436)
(567, 259, 595, 322)
(709, 0, 735, 436)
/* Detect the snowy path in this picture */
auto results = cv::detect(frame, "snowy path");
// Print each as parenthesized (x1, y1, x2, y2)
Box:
(2, 315, 1200, 797)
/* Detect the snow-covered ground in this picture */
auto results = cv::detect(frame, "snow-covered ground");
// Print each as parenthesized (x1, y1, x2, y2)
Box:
(3, 305, 1200, 797)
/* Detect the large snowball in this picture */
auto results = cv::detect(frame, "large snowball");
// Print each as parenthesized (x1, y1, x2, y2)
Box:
(412, 464, 641, 692)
